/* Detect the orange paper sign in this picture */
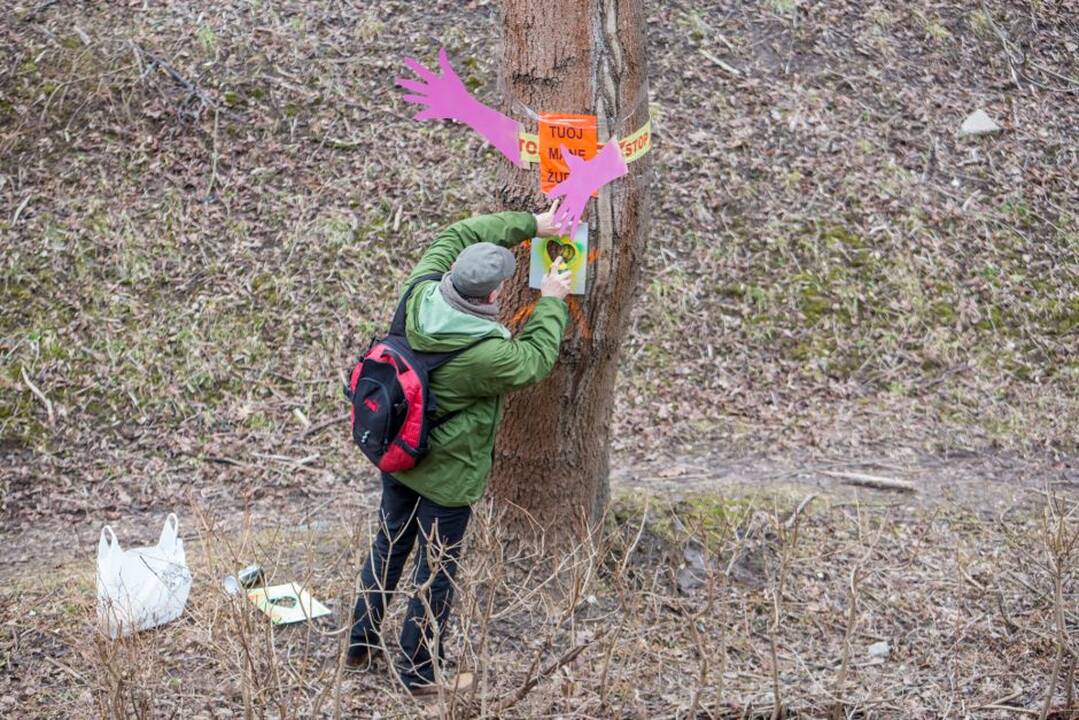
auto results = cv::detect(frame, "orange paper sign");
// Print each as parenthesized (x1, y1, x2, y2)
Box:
(538, 113, 598, 193)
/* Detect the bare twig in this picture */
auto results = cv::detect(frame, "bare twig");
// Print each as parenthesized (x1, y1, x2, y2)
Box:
(487, 629, 606, 715)
(701, 49, 741, 76)
(295, 413, 350, 442)
(785, 493, 817, 529)
(1039, 490, 1079, 720)
(10, 194, 31, 225)
(981, 4, 1025, 90)
(769, 505, 801, 720)
(1063, 654, 1075, 718)
(133, 44, 235, 120)
(982, 705, 1041, 717)
(24, 0, 60, 22)
(821, 470, 915, 493)
(207, 107, 221, 197)
(21, 366, 55, 426)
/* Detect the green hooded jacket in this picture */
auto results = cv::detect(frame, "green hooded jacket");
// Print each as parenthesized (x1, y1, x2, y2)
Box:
(389, 211, 568, 507)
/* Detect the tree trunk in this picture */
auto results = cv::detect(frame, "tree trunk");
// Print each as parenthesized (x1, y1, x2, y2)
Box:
(490, 0, 652, 544)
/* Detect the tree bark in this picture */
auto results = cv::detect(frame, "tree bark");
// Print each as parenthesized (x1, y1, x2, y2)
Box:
(490, 0, 652, 544)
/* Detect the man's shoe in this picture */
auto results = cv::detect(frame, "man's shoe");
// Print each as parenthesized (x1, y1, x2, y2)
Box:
(344, 648, 376, 672)
(408, 671, 474, 697)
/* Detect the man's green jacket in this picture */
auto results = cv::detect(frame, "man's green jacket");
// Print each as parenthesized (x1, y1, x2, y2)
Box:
(389, 211, 568, 507)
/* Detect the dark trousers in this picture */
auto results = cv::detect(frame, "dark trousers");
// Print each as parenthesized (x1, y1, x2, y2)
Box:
(349, 473, 471, 688)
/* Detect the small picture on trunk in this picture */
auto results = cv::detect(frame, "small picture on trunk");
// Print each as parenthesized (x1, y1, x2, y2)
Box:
(529, 222, 588, 296)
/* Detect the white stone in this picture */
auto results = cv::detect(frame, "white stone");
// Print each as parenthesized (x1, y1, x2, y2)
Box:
(959, 109, 1001, 137)
(867, 640, 891, 658)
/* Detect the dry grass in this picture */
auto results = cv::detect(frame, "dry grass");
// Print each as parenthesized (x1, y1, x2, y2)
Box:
(3, 487, 1077, 717)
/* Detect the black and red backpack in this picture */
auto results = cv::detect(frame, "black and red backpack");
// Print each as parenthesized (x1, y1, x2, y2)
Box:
(344, 273, 490, 473)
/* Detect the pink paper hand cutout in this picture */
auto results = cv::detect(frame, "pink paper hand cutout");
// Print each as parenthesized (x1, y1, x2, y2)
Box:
(546, 139, 629, 238)
(397, 48, 524, 168)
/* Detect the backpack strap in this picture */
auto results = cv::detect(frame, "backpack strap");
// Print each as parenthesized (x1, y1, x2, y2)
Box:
(389, 271, 497, 370)
(388, 272, 444, 337)
(423, 335, 496, 429)
(421, 335, 493, 372)
(386, 271, 499, 429)
(429, 409, 462, 430)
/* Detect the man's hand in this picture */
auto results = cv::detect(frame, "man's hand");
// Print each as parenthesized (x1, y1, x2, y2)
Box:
(533, 200, 563, 237)
(540, 257, 572, 300)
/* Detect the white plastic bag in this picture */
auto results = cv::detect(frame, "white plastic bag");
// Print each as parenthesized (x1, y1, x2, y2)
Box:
(97, 513, 192, 639)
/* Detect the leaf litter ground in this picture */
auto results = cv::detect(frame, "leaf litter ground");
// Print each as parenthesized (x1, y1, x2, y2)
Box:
(1, 0, 1077, 716)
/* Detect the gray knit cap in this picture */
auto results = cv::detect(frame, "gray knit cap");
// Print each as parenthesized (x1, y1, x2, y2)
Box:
(451, 242, 516, 298)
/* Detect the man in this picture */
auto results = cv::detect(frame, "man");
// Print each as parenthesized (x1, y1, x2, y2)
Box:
(347, 202, 571, 695)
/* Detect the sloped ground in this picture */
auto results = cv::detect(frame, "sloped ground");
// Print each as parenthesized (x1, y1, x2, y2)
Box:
(0, 0, 1077, 717)
(1, 0, 1076, 529)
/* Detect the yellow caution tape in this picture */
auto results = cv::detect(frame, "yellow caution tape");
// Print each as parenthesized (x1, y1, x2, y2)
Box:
(519, 132, 540, 165)
(518, 119, 651, 166)
(616, 119, 651, 163)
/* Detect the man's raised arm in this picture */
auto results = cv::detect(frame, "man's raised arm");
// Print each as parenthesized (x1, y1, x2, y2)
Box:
(404, 203, 566, 290)
(404, 212, 534, 289)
